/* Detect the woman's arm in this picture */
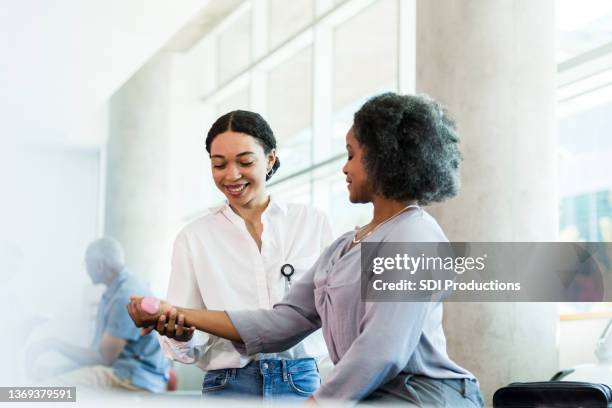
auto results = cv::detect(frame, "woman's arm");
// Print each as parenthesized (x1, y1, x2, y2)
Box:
(127, 297, 242, 342)
(225, 255, 323, 355)
(129, 252, 326, 353)
(173, 307, 241, 342)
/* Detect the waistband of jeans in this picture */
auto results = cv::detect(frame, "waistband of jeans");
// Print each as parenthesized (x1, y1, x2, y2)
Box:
(402, 374, 480, 398)
(439, 377, 481, 397)
(245, 358, 318, 375)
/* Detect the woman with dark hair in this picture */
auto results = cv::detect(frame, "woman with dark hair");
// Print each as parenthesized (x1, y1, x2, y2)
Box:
(131, 95, 484, 406)
(157, 110, 333, 400)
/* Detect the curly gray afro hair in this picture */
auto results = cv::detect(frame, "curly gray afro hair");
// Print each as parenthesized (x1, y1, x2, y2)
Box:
(352, 92, 461, 205)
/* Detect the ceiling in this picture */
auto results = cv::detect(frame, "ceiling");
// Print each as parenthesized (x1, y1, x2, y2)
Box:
(0, 0, 241, 150)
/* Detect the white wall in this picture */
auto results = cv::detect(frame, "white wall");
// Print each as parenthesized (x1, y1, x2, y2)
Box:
(0, 144, 101, 385)
(559, 318, 610, 369)
(0, 0, 210, 150)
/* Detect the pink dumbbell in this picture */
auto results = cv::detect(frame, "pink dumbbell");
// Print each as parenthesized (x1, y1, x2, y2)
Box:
(141, 297, 161, 315)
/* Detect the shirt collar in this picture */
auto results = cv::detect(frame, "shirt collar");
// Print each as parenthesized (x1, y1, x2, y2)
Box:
(268, 196, 287, 215)
(209, 196, 287, 218)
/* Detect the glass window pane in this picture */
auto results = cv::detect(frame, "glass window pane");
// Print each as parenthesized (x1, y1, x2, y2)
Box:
(270, 157, 372, 235)
(332, 0, 398, 154)
(558, 98, 612, 239)
(312, 158, 372, 234)
(267, 46, 313, 178)
(218, 12, 251, 84)
(328, 177, 372, 234)
(214, 86, 250, 117)
(188, 37, 217, 96)
(268, 172, 311, 205)
(268, 0, 314, 50)
(333, 0, 398, 111)
(557, 0, 612, 62)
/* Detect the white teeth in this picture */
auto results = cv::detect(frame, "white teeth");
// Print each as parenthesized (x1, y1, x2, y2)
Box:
(226, 184, 247, 193)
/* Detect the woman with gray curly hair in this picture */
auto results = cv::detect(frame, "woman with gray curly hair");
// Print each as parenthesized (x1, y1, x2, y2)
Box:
(129, 92, 484, 406)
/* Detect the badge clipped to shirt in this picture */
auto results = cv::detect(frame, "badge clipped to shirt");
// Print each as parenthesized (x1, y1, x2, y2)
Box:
(281, 263, 295, 290)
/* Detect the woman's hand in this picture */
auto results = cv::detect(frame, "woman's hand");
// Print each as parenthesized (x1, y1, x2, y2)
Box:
(127, 296, 172, 329)
(153, 309, 195, 342)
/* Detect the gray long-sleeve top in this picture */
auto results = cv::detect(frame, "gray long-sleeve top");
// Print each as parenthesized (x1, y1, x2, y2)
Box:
(228, 208, 474, 402)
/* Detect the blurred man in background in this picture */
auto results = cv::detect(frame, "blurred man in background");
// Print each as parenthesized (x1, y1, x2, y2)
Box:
(26, 237, 170, 393)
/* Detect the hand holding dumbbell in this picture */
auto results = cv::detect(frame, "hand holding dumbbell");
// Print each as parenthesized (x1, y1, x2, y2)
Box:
(128, 296, 195, 341)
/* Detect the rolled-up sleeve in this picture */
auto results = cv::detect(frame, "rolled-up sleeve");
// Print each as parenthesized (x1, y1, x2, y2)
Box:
(227, 257, 323, 355)
(313, 301, 432, 402)
(158, 331, 211, 364)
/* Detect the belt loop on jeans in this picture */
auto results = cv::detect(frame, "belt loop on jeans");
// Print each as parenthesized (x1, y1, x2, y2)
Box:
(281, 360, 288, 382)
(461, 378, 468, 397)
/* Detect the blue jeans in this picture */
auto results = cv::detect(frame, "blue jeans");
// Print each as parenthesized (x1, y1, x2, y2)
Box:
(363, 374, 485, 407)
(201, 358, 320, 401)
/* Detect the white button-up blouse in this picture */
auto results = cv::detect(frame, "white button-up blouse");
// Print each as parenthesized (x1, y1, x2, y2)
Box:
(158, 198, 333, 371)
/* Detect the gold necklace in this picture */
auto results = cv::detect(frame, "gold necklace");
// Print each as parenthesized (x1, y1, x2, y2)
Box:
(352, 204, 419, 244)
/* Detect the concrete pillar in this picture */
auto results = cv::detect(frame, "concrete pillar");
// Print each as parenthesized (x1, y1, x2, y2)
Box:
(105, 52, 173, 288)
(416, 0, 558, 403)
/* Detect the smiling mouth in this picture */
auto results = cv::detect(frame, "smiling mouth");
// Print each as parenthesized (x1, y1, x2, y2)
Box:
(225, 183, 249, 196)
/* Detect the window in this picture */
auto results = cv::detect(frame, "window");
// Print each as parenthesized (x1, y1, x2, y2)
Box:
(215, 86, 250, 116)
(267, 46, 313, 177)
(557, 0, 612, 244)
(556, 0, 612, 320)
(268, 0, 314, 50)
(196, 0, 412, 233)
(218, 12, 251, 84)
(332, 0, 398, 156)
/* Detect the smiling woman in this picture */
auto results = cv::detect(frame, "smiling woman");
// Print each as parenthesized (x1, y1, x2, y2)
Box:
(206, 111, 279, 211)
(206, 111, 281, 250)
(207, 111, 280, 177)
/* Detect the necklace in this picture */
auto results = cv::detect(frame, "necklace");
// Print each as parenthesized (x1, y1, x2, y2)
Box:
(352, 204, 419, 244)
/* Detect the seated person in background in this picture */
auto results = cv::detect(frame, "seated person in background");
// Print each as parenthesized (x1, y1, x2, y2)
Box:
(27, 237, 170, 393)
